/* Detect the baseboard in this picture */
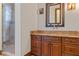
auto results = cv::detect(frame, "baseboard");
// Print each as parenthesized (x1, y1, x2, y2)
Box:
(24, 51, 31, 56)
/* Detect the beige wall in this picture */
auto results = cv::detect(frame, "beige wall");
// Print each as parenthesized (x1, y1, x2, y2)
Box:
(38, 3, 79, 31)
(15, 3, 38, 56)
(20, 3, 38, 55)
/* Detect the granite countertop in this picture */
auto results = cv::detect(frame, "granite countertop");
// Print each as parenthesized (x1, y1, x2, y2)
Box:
(31, 30, 79, 38)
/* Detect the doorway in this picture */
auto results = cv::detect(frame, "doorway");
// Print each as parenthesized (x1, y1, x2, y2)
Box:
(2, 3, 15, 56)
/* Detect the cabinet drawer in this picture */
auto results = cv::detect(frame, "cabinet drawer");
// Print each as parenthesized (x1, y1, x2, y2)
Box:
(31, 40, 41, 48)
(43, 36, 51, 42)
(62, 38, 79, 45)
(31, 35, 41, 41)
(63, 45, 79, 55)
(31, 47, 41, 56)
(51, 37, 61, 43)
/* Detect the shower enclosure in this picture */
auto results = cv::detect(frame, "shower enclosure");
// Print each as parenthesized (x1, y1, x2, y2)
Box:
(2, 3, 15, 56)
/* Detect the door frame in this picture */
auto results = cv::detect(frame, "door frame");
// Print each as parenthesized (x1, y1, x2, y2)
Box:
(0, 3, 2, 54)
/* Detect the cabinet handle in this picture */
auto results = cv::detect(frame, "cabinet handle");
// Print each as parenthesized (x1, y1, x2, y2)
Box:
(70, 49, 72, 51)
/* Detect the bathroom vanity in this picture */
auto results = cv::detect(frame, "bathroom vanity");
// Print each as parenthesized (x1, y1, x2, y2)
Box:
(31, 30, 79, 56)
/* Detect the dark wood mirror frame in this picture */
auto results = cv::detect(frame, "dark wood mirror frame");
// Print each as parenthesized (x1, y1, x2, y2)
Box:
(46, 3, 65, 27)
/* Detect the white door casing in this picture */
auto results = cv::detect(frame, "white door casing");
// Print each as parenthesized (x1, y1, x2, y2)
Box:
(0, 3, 2, 51)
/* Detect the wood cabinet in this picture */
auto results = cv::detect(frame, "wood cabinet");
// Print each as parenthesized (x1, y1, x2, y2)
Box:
(31, 35, 62, 56)
(62, 37, 79, 56)
(31, 35, 79, 56)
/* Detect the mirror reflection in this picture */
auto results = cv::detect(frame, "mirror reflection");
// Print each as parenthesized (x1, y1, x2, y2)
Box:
(46, 3, 64, 27)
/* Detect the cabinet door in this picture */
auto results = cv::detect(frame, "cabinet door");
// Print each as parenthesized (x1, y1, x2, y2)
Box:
(51, 43, 61, 56)
(31, 47, 41, 56)
(31, 35, 41, 48)
(31, 35, 42, 55)
(42, 36, 51, 56)
(62, 45, 79, 56)
(51, 37, 61, 56)
(62, 37, 79, 56)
